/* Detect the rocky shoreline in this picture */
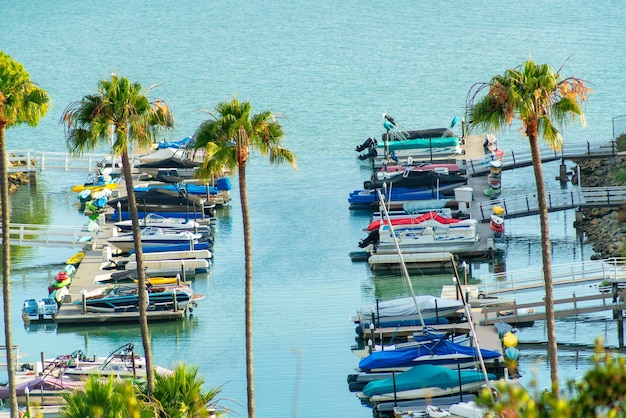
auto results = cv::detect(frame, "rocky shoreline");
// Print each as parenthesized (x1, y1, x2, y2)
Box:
(7, 172, 29, 193)
(573, 157, 626, 259)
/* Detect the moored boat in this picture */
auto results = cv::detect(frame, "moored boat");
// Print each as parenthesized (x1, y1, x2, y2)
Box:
(360, 211, 481, 255)
(114, 213, 209, 233)
(54, 343, 171, 380)
(135, 155, 200, 179)
(23, 297, 59, 323)
(356, 364, 494, 403)
(107, 227, 205, 253)
(107, 188, 216, 220)
(76, 283, 201, 314)
(357, 338, 501, 372)
(352, 295, 463, 329)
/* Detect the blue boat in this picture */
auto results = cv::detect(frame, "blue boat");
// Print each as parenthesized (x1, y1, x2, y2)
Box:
(359, 364, 494, 402)
(134, 177, 231, 196)
(348, 183, 465, 210)
(358, 339, 501, 372)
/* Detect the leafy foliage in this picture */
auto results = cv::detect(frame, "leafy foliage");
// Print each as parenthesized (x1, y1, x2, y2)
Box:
(60, 364, 226, 418)
(148, 363, 227, 417)
(60, 376, 151, 418)
(0, 51, 50, 128)
(616, 134, 626, 152)
(478, 339, 626, 417)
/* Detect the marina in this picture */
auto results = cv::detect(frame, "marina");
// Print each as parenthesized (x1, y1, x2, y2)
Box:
(3, 132, 626, 414)
(3, 1, 626, 416)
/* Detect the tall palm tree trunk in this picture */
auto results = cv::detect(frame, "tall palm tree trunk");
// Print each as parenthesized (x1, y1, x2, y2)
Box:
(0, 124, 18, 417)
(240, 163, 255, 417)
(120, 150, 154, 394)
(528, 132, 559, 387)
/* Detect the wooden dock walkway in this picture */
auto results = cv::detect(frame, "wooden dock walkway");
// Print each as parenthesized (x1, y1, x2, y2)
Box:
(473, 186, 626, 222)
(476, 258, 626, 296)
(55, 240, 192, 325)
(442, 258, 626, 326)
(460, 140, 618, 177)
(478, 292, 626, 326)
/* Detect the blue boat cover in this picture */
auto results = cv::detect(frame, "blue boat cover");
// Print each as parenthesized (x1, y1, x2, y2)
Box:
(158, 136, 192, 149)
(362, 364, 495, 397)
(134, 183, 219, 196)
(216, 177, 231, 191)
(358, 339, 501, 371)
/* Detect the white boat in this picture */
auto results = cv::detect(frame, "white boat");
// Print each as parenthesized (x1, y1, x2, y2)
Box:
(114, 213, 208, 233)
(45, 343, 171, 380)
(351, 295, 463, 328)
(107, 227, 203, 252)
(362, 211, 481, 255)
(135, 148, 201, 179)
(124, 258, 211, 274)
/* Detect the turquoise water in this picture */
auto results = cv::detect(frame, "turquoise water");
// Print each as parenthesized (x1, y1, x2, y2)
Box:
(2, 1, 626, 416)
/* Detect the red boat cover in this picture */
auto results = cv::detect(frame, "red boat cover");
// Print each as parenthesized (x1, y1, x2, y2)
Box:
(367, 211, 462, 231)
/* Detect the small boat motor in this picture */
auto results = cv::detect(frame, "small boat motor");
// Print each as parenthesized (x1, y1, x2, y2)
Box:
(355, 136, 377, 152)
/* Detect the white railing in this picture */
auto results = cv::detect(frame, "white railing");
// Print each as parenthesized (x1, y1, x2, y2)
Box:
(580, 186, 626, 206)
(476, 258, 626, 297)
(476, 189, 582, 221)
(463, 141, 617, 176)
(6, 150, 113, 172)
(1, 223, 104, 248)
(475, 186, 626, 221)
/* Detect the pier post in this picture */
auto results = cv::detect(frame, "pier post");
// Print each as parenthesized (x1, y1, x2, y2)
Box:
(614, 282, 624, 348)
(618, 308, 624, 349)
(557, 161, 569, 183)
(28, 171, 37, 188)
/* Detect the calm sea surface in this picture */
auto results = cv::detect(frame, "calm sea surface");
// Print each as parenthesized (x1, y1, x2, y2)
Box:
(2, 1, 626, 416)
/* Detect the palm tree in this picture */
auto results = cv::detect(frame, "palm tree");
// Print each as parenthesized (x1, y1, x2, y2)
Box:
(60, 376, 152, 418)
(466, 59, 590, 389)
(150, 363, 227, 417)
(0, 51, 50, 417)
(192, 97, 296, 417)
(61, 74, 174, 395)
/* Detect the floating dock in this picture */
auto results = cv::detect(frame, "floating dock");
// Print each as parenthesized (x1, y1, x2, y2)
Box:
(54, 248, 190, 325)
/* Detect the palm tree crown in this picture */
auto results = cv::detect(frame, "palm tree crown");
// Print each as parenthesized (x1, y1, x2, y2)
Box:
(193, 98, 296, 176)
(467, 60, 590, 150)
(62, 74, 173, 155)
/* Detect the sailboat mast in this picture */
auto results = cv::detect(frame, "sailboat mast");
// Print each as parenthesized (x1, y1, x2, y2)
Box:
(450, 256, 494, 399)
(375, 189, 426, 328)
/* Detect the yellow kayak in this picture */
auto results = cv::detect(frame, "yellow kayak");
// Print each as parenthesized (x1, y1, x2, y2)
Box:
(71, 183, 119, 193)
(133, 277, 181, 286)
(66, 251, 85, 266)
